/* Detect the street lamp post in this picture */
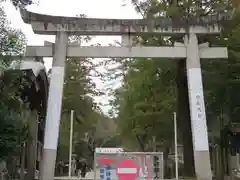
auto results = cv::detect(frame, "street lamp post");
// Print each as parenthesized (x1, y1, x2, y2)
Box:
(174, 112, 179, 180)
(68, 110, 74, 177)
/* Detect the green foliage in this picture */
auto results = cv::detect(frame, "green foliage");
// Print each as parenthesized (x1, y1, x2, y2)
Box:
(0, 4, 28, 160)
(114, 57, 176, 151)
(0, 106, 29, 160)
(0, 71, 30, 160)
(0, 4, 26, 67)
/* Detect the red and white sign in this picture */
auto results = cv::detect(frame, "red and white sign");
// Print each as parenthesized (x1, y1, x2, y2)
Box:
(97, 156, 113, 166)
(116, 160, 138, 180)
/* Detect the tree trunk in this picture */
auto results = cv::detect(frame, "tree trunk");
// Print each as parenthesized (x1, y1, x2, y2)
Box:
(26, 112, 38, 180)
(6, 157, 18, 179)
(20, 143, 26, 180)
(163, 147, 170, 179)
(136, 135, 146, 151)
(176, 59, 195, 177)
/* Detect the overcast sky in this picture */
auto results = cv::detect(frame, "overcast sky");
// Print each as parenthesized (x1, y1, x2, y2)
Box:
(3, 0, 140, 113)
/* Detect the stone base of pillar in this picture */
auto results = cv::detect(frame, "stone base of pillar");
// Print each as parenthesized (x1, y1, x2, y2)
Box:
(194, 150, 212, 180)
(40, 149, 57, 180)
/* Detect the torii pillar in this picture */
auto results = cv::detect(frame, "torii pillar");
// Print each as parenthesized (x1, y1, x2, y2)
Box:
(40, 32, 68, 180)
(186, 34, 211, 179)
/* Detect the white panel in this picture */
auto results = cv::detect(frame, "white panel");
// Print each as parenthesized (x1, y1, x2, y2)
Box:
(187, 68, 209, 151)
(43, 66, 65, 150)
(117, 168, 137, 174)
(95, 148, 123, 154)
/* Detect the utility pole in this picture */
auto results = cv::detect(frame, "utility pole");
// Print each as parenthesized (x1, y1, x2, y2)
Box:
(68, 110, 74, 177)
(174, 112, 179, 180)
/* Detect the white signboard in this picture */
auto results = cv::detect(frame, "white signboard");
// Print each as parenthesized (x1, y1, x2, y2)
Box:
(44, 66, 65, 150)
(95, 148, 123, 154)
(187, 68, 209, 151)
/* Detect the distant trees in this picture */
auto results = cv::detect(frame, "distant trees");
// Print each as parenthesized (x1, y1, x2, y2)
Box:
(56, 35, 120, 171)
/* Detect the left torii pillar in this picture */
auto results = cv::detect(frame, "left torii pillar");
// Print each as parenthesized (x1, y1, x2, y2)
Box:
(40, 32, 68, 180)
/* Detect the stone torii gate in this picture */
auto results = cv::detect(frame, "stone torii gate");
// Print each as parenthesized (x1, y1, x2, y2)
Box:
(20, 8, 228, 180)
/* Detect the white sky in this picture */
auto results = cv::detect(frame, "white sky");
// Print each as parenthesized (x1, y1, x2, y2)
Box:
(3, 0, 140, 113)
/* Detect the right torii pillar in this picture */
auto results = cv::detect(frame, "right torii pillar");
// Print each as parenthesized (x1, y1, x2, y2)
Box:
(185, 33, 212, 180)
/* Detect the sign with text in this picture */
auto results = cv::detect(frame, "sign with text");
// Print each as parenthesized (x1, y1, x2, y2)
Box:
(94, 151, 164, 180)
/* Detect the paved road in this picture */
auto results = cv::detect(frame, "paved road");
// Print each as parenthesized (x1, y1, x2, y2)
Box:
(53, 170, 97, 179)
(86, 170, 95, 178)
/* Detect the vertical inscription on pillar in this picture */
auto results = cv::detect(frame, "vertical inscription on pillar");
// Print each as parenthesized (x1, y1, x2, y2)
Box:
(196, 95, 203, 120)
(187, 68, 209, 151)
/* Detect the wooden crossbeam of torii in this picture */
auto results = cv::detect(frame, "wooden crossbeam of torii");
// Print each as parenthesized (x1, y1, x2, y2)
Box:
(25, 41, 228, 59)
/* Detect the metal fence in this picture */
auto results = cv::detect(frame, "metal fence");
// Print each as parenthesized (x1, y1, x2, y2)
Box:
(93, 151, 164, 180)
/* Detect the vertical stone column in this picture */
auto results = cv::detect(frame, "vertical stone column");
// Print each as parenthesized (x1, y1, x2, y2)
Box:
(26, 111, 38, 180)
(40, 31, 68, 180)
(185, 33, 212, 180)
